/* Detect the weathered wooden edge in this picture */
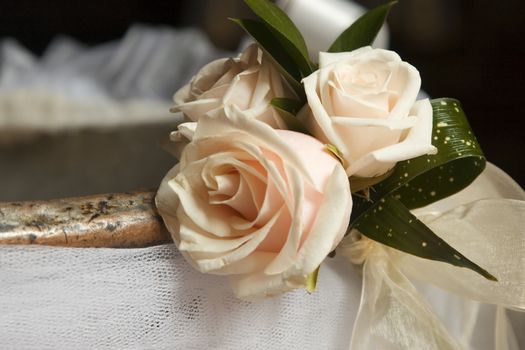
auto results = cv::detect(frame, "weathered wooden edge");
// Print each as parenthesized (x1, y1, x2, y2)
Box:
(0, 190, 171, 248)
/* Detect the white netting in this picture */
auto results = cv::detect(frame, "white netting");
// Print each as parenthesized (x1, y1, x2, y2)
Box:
(0, 244, 362, 350)
(1, 244, 522, 350)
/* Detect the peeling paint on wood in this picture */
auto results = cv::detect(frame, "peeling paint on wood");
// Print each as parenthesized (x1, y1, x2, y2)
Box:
(0, 190, 171, 248)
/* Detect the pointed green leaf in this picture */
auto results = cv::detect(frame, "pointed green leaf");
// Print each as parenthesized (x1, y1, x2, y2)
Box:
(391, 99, 486, 209)
(306, 266, 320, 293)
(352, 98, 485, 221)
(328, 1, 396, 53)
(270, 97, 304, 115)
(243, 0, 313, 76)
(350, 98, 493, 281)
(325, 144, 345, 165)
(270, 98, 309, 134)
(231, 18, 305, 100)
(354, 195, 496, 281)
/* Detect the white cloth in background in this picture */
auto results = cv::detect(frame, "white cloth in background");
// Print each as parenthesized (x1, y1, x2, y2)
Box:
(0, 1, 385, 132)
(0, 25, 225, 101)
(0, 25, 225, 131)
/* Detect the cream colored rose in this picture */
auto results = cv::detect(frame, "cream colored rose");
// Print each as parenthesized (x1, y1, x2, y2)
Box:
(301, 46, 437, 178)
(172, 43, 295, 129)
(156, 106, 352, 298)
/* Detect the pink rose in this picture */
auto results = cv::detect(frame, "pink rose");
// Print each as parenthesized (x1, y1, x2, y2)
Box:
(156, 106, 352, 298)
(301, 47, 436, 178)
(172, 44, 295, 129)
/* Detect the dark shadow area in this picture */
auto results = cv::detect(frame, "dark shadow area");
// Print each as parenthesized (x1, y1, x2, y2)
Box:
(365, 0, 525, 186)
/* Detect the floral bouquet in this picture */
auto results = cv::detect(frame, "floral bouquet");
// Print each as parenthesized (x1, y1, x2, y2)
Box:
(1, 1, 524, 349)
(154, 0, 525, 347)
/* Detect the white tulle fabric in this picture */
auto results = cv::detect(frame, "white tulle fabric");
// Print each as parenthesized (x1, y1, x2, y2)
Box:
(341, 162, 525, 350)
(0, 245, 361, 349)
(0, 163, 524, 349)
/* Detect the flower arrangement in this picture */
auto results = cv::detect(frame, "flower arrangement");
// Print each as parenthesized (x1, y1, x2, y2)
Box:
(156, 0, 498, 298)
(155, 4, 525, 346)
(0, 2, 523, 348)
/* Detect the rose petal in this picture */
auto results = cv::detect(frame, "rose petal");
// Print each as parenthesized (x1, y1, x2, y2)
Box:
(232, 172, 282, 232)
(161, 121, 197, 159)
(223, 158, 267, 212)
(345, 99, 437, 177)
(385, 62, 421, 120)
(288, 165, 352, 275)
(197, 83, 231, 100)
(177, 212, 254, 253)
(170, 164, 238, 237)
(156, 163, 181, 229)
(170, 122, 197, 142)
(301, 73, 347, 151)
(213, 174, 258, 220)
(173, 43, 295, 130)
(156, 106, 354, 299)
(232, 152, 288, 232)
(274, 130, 340, 192)
(209, 172, 239, 197)
(197, 106, 316, 185)
(268, 59, 292, 98)
(331, 60, 392, 96)
(157, 164, 208, 275)
(173, 98, 220, 121)
(255, 205, 293, 253)
(332, 122, 403, 167)
(229, 166, 351, 298)
(330, 84, 390, 119)
(223, 68, 258, 109)
(319, 67, 336, 115)
(195, 206, 284, 272)
(229, 269, 302, 299)
(212, 61, 242, 89)
(330, 115, 418, 165)
(173, 57, 229, 105)
(263, 164, 304, 274)
(331, 116, 417, 129)
(318, 46, 374, 68)
(305, 47, 428, 177)
(245, 106, 285, 129)
(213, 251, 276, 275)
(251, 61, 272, 107)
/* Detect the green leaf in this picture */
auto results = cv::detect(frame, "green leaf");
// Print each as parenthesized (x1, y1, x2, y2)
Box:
(325, 144, 345, 165)
(231, 18, 305, 100)
(352, 98, 485, 219)
(354, 195, 496, 281)
(306, 266, 320, 293)
(328, 1, 396, 53)
(270, 98, 309, 134)
(392, 99, 486, 209)
(270, 97, 303, 115)
(243, 0, 313, 76)
(350, 98, 493, 281)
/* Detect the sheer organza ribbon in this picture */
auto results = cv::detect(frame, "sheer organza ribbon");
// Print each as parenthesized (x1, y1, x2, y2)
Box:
(341, 174, 525, 350)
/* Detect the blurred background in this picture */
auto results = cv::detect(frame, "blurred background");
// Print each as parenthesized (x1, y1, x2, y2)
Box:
(1, 0, 524, 201)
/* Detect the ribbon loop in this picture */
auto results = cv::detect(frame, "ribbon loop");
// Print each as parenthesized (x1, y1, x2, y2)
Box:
(340, 197, 525, 349)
